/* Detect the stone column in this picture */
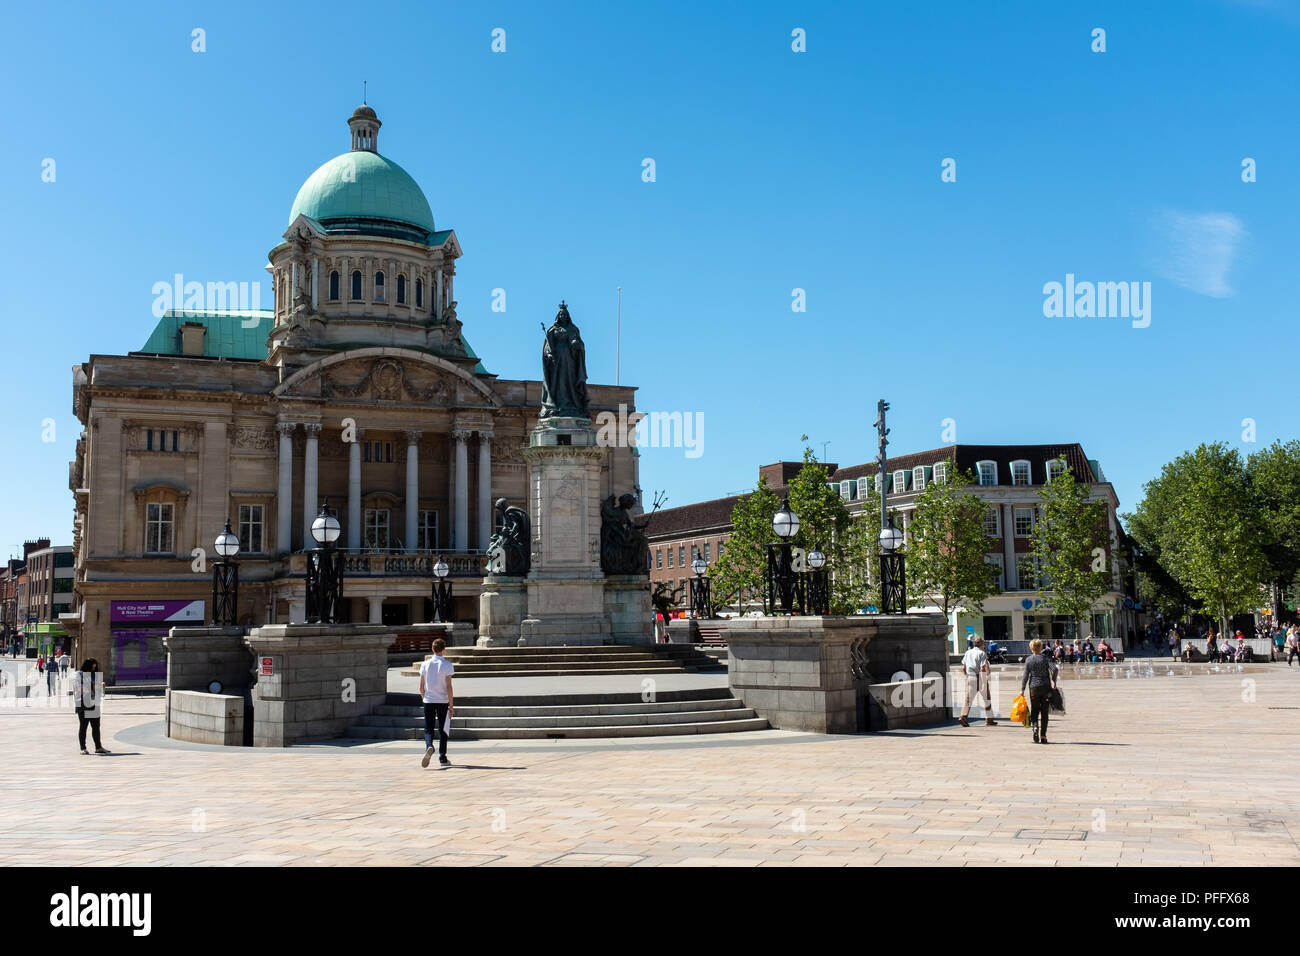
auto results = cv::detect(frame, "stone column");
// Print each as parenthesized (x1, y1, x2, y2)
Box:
(453, 427, 470, 551)
(477, 431, 493, 550)
(405, 429, 422, 552)
(276, 422, 295, 554)
(367, 596, 384, 624)
(446, 434, 455, 550)
(347, 427, 363, 553)
(435, 269, 443, 320)
(1002, 503, 1017, 589)
(302, 423, 321, 547)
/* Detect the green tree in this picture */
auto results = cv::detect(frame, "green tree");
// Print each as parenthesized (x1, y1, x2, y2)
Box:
(1246, 440, 1300, 616)
(1029, 459, 1114, 626)
(709, 477, 780, 614)
(1127, 443, 1269, 636)
(906, 469, 1000, 618)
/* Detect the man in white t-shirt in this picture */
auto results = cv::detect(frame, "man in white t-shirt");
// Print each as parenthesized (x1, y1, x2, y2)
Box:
(419, 638, 455, 768)
(959, 636, 997, 728)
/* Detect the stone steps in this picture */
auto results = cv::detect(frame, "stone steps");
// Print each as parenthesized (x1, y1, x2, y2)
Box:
(400, 644, 724, 677)
(347, 689, 768, 740)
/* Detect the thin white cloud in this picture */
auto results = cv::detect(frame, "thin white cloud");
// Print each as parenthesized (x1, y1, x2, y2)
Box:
(1151, 210, 1247, 298)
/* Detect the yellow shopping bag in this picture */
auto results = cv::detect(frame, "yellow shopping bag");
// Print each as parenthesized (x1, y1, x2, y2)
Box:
(1010, 694, 1029, 726)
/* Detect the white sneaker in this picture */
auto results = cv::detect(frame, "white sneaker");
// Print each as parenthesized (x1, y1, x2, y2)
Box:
(421, 746, 435, 768)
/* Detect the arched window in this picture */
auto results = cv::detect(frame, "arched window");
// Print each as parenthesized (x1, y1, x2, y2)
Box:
(415, 278, 424, 309)
(350, 270, 362, 300)
(396, 274, 407, 305)
(328, 271, 340, 301)
(374, 272, 386, 302)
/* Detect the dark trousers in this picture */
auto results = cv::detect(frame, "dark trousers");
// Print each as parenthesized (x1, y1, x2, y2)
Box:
(1289, 648, 1299, 666)
(1029, 687, 1051, 738)
(77, 715, 102, 751)
(423, 702, 449, 755)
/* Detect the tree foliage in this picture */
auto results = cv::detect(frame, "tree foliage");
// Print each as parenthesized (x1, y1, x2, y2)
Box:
(1125, 443, 1270, 634)
(1245, 440, 1300, 611)
(708, 477, 780, 614)
(1029, 459, 1114, 623)
(905, 469, 1000, 618)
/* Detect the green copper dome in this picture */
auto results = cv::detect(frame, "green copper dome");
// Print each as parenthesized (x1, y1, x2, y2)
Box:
(288, 150, 435, 236)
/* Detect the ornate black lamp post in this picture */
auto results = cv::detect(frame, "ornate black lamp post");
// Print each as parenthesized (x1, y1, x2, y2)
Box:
(211, 519, 240, 626)
(804, 545, 830, 615)
(689, 553, 712, 620)
(305, 501, 344, 624)
(766, 496, 800, 615)
(879, 516, 907, 614)
(431, 557, 453, 622)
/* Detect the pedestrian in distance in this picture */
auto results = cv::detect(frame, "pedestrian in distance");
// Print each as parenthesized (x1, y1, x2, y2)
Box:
(1020, 638, 1059, 744)
(958, 636, 998, 728)
(419, 638, 455, 768)
(46, 654, 59, 695)
(1285, 627, 1299, 667)
(74, 658, 109, 754)
(59, 651, 70, 678)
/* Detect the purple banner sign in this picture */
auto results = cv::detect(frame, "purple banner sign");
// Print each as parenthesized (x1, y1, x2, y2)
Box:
(110, 600, 204, 625)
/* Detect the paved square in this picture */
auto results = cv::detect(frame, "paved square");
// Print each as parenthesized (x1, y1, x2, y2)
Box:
(1, 665, 1297, 866)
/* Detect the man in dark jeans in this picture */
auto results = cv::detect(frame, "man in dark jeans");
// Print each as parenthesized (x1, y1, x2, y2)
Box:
(1021, 638, 1059, 744)
(418, 638, 455, 768)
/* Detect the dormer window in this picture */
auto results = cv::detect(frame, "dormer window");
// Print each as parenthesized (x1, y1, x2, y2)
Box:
(329, 270, 340, 301)
(374, 272, 386, 302)
(396, 274, 407, 305)
(1046, 459, 1066, 483)
(977, 461, 997, 486)
(351, 270, 362, 300)
(893, 469, 906, 494)
(1011, 460, 1031, 486)
(857, 477, 868, 500)
(933, 462, 948, 485)
(913, 466, 926, 492)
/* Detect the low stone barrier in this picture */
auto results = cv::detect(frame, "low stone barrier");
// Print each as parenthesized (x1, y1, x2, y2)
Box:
(169, 690, 244, 746)
(866, 676, 948, 730)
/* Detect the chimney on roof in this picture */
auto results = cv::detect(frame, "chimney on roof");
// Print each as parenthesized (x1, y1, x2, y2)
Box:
(180, 321, 207, 357)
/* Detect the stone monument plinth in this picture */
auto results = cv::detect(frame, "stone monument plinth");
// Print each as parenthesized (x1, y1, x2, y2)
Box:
(726, 614, 950, 733)
(243, 623, 392, 746)
(518, 425, 612, 646)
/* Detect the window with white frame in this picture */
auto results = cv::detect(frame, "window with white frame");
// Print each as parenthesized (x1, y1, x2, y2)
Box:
(893, 469, 906, 494)
(1011, 460, 1031, 486)
(977, 461, 997, 485)
(703, 542, 710, 562)
(986, 554, 1004, 591)
(364, 509, 390, 551)
(933, 462, 948, 485)
(983, 506, 1000, 537)
(238, 504, 264, 554)
(1014, 507, 1035, 537)
(1018, 556, 1039, 589)
(679, 545, 686, 566)
(145, 502, 174, 554)
(656, 549, 662, 569)
(840, 480, 851, 501)
(913, 466, 926, 492)
(417, 510, 438, 552)
(857, 477, 869, 499)
(667, 548, 674, 568)
(1046, 458, 1066, 483)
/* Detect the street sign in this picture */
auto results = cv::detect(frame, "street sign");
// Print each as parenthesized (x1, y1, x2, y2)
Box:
(260, 657, 273, 676)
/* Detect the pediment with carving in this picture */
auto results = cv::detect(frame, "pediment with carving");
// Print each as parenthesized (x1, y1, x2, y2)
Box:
(307, 358, 456, 404)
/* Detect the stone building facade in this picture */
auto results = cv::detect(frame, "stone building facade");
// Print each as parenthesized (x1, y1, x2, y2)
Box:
(69, 105, 639, 683)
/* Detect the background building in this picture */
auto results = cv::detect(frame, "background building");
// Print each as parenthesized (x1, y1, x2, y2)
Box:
(648, 444, 1140, 650)
(70, 105, 640, 683)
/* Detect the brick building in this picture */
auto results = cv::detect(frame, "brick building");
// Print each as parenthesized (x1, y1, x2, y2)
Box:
(647, 444, 1138, 650)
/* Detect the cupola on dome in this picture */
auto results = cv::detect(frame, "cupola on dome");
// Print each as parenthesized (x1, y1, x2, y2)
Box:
(287, 105, 436, 242)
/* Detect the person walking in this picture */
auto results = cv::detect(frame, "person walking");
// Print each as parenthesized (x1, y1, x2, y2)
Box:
(46, 653, 59, 695)
(1020, 638, 1059, 744)
(1286, 627, 1299, 667)
(958, 636, 998, 728)
(73, 659, 109, 754)
(59, 650, 70, 679)
(418, 638, 455, 768)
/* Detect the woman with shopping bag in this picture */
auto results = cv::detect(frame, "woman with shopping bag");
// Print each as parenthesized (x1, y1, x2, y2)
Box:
(1019, 638, 1059, 744)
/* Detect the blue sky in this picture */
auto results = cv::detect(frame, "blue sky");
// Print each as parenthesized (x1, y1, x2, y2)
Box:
(1, 0, 1297, 557)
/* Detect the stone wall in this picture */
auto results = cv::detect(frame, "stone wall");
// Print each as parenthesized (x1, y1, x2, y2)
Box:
(865, 676, 948, 730)
(726, 614, 950, 734)
(244, 624, 391, 747)
(163, 626, 254, 742)
(169, 690, 244, 745)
